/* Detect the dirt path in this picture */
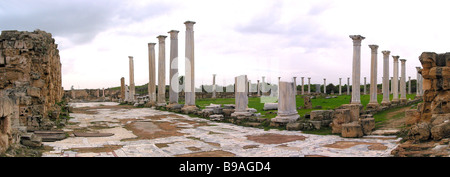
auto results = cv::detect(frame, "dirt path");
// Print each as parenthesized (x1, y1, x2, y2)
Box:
(379, 106, 411, 130)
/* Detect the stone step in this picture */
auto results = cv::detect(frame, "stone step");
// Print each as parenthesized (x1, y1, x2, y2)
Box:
(33, 130, 66, 142)
(73, 132, 114, 137)
(371, 129, 400, 136)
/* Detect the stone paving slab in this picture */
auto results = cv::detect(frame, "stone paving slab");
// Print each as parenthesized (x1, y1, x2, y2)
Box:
(42, 102, 401, 157)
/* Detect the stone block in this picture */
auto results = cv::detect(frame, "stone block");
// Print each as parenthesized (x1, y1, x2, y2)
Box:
(222, 109, 234, 117)
(430, 120, 450, 140)
(341, 122, 364, 138)
(263, 103, 278, 111)
(286, 122, 303, 131)
(408, 122, 431, 141)
(331, 109, 351, 134)
(430, 91, 449, 114)
(209, 114, 224, 121)
(310, 121, 321, 130)
(405, 109, 421, 125)
(360, 118, 375, 135)
(26, 87, 41, 97)
(339, 104, 361, 122)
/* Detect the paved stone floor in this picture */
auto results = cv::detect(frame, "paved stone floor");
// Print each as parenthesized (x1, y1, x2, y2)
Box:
(42, 102, 401, 157)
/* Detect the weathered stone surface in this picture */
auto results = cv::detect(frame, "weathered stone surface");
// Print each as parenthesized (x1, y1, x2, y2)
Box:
(430, 121, 450, 140)
(405, 109, 421, 125)
(339, 104, 361, 122)
(310, 110, 333, 121)
(222, 109, 234, 117)
(341, 122, 364, 138)
(303, 96, 312, 109)
(310, 121, 322, 130)
(408, 122, 431, 141)
(286, 122, 303, 131)
(330, 109, 351, 134)
(209, 114, 224, 121)
(0, 97, 14, 153)
(360, 118, 375, 135)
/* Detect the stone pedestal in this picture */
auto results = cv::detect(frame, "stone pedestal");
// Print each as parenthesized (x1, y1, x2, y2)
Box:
(381, 51, 390, 106)
(350, 35, 365, 104)
(148, 43, 157, 105)
(231, 75, 252, 118)
(271, 82, 299, 124)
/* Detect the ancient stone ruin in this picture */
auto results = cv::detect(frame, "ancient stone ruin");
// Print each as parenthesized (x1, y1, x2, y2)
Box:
(0, 30, 63, 153)
(405, 52, 449, 141)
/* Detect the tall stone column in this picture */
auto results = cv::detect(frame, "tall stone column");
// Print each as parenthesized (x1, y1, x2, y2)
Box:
(307, 77, 311, 94)
(392, 55, 400, 104)
(120, 77, 125, 102)
(339, 78, 342, 95)
(182, 21, 198, 112)
(157, 35, 167, 106)
(148, 43, 157, 105)
(364, 77, 367, 95)
(168, 30, 179, 104)
(400, 59, 407, 102)
(128, 56, 135, 102)
(301, 77, 305, 95)
(408, 76, 411, 94)
(347, 77, 350, 95)
(271, 81, 299, 125)
(390, 77, 393, 93)
(212, 74, 217, 98)
(323, 78, 326, 94)
(350, 35, 365, 104)
(381, 50, 390, 106)
(293, 77, 297, 95)
(416, 67, 421, 96)
(367, 45, 379, 108)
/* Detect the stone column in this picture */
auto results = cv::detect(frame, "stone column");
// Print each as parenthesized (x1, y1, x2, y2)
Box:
(400, 59, 407, 102)
(350, 35, 365, 104)
(293, 77, 297, 95)
(261, 76, 266, 95)
(364, 77, 367, 95)
(416, 67, 421, 96)
(392, 55, 400, 104)
(271, 81, 299, 125)
(381, 51, 390, 106)
(157, 35, 167, 106)
(408, 76, 411, 94)
(323, 78, 326, 94)
(120, 77, 125, 102)
(168, 30, 179, 105)
(231, 75, 251, 117)
(307, 77, 311, 94)
(148, 43, 157, 105)
(257, 80, 260, 96)
(339, 78, 342, 95)
(212, 74, 217, 98)
(390, 77, 393, 93)
(347, 77, 350, 95)
(128, 56, 135, 102)
(301, 77, 305, 95)
(182, 21, 198, 112)
(102, 88, 105, 98)
(367, 45, 379, 108)
(125, 85, 129, 102)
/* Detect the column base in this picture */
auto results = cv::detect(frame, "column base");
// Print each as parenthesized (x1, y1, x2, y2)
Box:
(181, 105, 199, 114)
(380, 101, 391, 107)
(366, 103, 380, 110)
(271, 113, 299, 127)
(400, 98, 407, 103)
(391, 99, 400, 104)
(231, 112, 253, 119)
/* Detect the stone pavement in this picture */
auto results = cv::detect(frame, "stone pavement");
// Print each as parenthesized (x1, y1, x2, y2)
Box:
(42, 102, 401, 157)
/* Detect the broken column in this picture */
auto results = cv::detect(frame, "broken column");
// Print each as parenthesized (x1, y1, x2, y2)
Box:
(128, 56, 135, 102)
(392, 55, 400, 104)
(120, 77, 125, 102)
(367, 44, 379, 109)
(212, 74, 217, 98)
(350, 35, 365, 104)
(381, 50, 390, 106)
(400, 59, 407, 103)
(307, 77, 311, 94)
(157, 35, 167, 106)
(148, 43, 157, 105)
(271, 81, 299, 125)
(231, 75, 251, 118)
(182, 21, 199, 113)
(168, 30, 179, 105)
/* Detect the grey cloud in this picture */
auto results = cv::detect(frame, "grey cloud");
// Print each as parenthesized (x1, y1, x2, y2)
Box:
(0, 0, 173, 45)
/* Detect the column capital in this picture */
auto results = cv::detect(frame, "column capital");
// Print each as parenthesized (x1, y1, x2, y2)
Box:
(148, 43, 156, 47)
(400, 59, 406, 63)
(157, 35, 167, 41)
(392, 55, 400, 61)
(368, 44, 379, 51)
(213, 74, 216, 77)
(128, 56, 133, 59)
(349, 35, 365, 46)
(308, 77, 311, 79)
(382, 50, 390, 56)
(168, 30, 179, 39)
(184, 21, 196, 30)
(301, 77, 304, 79)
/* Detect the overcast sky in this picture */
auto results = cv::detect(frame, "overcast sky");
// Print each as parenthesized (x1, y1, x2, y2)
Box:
(1, 0, 449, 89)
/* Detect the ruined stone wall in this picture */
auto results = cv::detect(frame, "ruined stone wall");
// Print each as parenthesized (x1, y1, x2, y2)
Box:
(407, 52, 449, 141)
(0, 30, 62, 133)
(65, 89, 120, 102)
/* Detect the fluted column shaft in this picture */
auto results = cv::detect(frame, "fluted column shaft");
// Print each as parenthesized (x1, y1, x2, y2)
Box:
(148, 43, 157, 104)
(184, 21, 196, 106)
(168, 30, 179, 104)
(350, 35, 365, 104)
(157, 35, 167, 105)
(381, 51, 390, 104)
(129, 56, 135, 102)
(369, 45, 378, 104)
(392, 56, 400, 102)
(400, 59, 407, 101)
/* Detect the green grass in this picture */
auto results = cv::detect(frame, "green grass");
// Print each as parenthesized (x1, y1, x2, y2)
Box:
(372, 104, 412, 129)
